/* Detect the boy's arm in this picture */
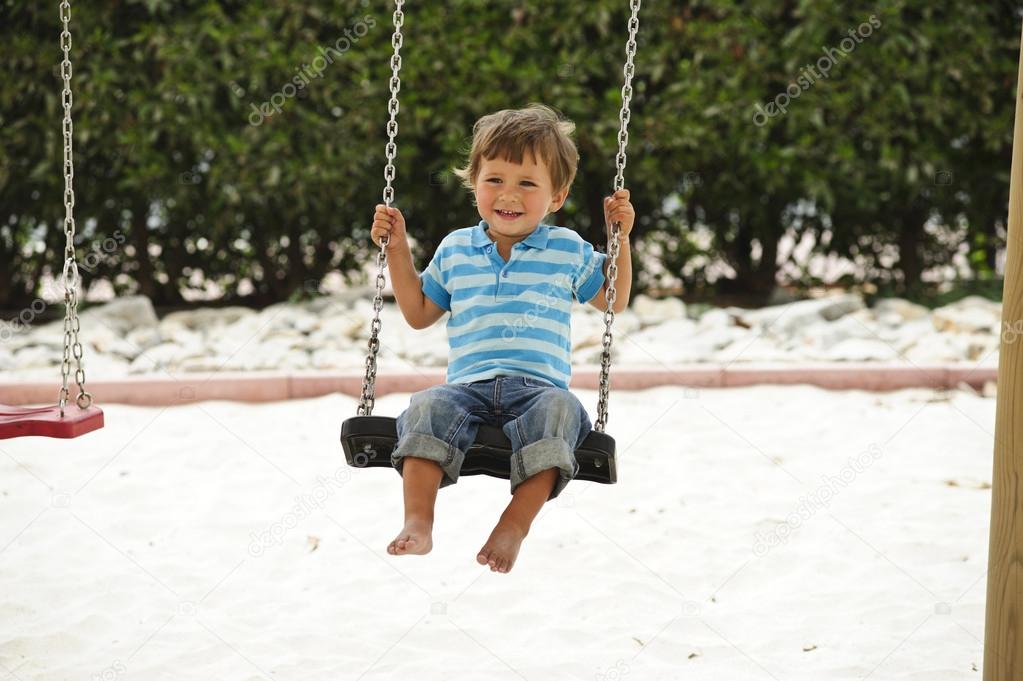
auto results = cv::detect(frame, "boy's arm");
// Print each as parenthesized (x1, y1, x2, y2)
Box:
(586, 236, 632, 314)
(387, 244, 446, 330)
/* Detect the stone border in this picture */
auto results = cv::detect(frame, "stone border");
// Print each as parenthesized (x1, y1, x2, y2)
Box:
(0, 363, 998, 407)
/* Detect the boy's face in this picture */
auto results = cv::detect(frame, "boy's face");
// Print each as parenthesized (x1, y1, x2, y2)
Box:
(474, 153, 568, 242)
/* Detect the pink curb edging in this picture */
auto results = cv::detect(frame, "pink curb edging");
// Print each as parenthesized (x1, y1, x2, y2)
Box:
(0, 363, 998, 407)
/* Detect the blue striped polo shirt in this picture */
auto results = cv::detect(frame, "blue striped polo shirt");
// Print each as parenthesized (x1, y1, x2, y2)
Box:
(419, 220, 607, 389)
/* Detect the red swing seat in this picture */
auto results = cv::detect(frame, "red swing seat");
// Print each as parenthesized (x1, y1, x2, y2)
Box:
(0, 404, 104, 440)
(2, 1, 106, 442)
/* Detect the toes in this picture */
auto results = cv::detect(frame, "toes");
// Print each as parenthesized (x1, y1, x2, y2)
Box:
(479, 544, 515, 572)
(390, 533, 410, 555)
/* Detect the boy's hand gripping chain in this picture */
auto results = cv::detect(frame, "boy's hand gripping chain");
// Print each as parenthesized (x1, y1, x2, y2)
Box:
(359, 0, 404, 417)
(595, 0, 641, 433)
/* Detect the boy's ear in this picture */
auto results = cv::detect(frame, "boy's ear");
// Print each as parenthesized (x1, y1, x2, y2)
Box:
(548, 187, 569, 214)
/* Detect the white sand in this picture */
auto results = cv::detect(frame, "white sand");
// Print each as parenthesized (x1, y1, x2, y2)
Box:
(0, 385, 994, 680)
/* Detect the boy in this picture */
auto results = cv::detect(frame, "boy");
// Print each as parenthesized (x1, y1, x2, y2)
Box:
(370, 104, 634, 573)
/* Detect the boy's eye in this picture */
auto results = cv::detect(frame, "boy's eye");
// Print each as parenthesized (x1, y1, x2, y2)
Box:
(484, 178, 535, 186)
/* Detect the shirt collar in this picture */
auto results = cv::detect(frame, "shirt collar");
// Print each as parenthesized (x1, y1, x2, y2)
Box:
(470, 220, 550, 250)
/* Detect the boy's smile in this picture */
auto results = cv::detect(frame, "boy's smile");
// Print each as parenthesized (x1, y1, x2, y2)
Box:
(475, 154, 567, 247)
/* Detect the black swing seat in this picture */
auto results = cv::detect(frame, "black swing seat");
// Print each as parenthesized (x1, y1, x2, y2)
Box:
(341, 416, 617, 484)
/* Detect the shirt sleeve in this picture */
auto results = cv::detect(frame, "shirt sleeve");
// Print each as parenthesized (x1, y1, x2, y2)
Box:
(420, 243, 451, 311)
(573, 239, 607, 304)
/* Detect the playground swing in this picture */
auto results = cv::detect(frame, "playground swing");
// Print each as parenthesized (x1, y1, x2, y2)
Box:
(340, 0, 641, 485)
(0, 0, 105, 440)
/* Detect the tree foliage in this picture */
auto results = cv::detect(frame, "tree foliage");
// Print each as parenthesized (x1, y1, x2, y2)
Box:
(0, 0, 1019, 310)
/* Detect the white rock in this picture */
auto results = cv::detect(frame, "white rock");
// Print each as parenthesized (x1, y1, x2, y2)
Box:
(7, 317, 65, 351)
(696, 308, 735, 331)
(873, 298, 930, 322)
(825, 339, 900, 362)
(213, 315, 267, 351)
(80, 295, 158, 334)
(630, 294, 687, 327)
(570, 307, 640, 351)
(686, 326, 750, 357)
(124, 326, 163, 353)
(12, 345, 59, 369)
(280, 349, 312, 370)
(388, 320, 450, 364)
(310, 348, 373, 370)
(161, 306, 255, 333)
(79, 354, 131, 379)
(84, 323, 126, 355)
(958, 295, 1001, 314)
(307, 316, 370, 349)
(904, 334, 963, 363)
(346, 302, 406, 341)
(876, 311, 905, 328)
(932, 302, 1000, 335)
(207, 339, 310, 371)
(963, 333, 1000, 362)
(716, 335, 792, 363)
(738, 293, 865, 336)
(615, 318, 700, 364)
(128, 341, 204, 374)
(3, 288, 1007, 374)
(260, 328, 308, 348)
(163, 329, 205, 353)
(305, 289, 373, 314)
(258, 304, 320, 336)
(798, 314, 879, 351)
(881, 318, 938, 354)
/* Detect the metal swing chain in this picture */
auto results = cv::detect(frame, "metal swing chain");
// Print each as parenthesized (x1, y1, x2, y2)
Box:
(357, 0, 404, 417)
(594, 0, 641, 433)
(58, 0, 92, 416)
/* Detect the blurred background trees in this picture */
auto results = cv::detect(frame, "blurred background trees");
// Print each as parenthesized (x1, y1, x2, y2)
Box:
(0, 0, 1019, 311)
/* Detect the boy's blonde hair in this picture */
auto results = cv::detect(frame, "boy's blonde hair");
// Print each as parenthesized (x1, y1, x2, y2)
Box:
(453, 103, 579, 194)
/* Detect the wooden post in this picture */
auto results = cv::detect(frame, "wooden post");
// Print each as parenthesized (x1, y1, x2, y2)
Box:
(983, 18, 1023, 681)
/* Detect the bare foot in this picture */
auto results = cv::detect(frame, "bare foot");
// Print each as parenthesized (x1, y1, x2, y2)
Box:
(387, 518, 433, 556)
(476, 519, 527, 573)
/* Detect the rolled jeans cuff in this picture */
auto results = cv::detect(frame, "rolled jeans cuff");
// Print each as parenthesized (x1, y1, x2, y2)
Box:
(391, 432, 465, 488)
(510, 436, 580, 501)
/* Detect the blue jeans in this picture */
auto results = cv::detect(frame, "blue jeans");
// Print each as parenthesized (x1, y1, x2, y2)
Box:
(392, 375, 592, 500)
